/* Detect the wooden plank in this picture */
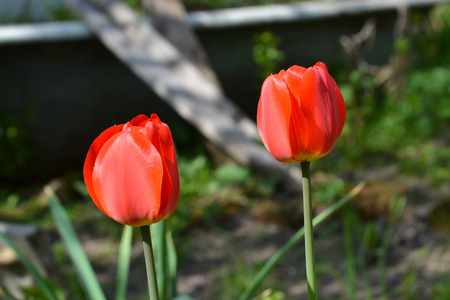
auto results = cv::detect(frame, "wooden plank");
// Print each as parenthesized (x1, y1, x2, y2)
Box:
(142, 0, 222, 90)
(65, 0, 301, 189)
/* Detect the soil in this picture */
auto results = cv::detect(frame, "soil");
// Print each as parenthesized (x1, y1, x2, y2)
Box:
(2, 167, 450, 300)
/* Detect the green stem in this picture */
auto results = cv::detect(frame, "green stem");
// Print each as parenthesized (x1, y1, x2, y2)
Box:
(239, 182, 365, 300)
(301, 161, 318, 300)
(140, 226, 160, 300)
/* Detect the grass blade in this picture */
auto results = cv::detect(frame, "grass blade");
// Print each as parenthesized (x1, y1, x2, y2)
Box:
(45, 186, 106, 300)
(343, 209, 357, 300)
(166, 230, 178, 298)
(0, 232, 59, 300)
(116, 225, 133, 300)
(360, 223, 375, 300)
(239, 182, 366, 300)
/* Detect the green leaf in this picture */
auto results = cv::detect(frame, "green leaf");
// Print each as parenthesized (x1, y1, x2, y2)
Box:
(116, 225, 133, 300)
(151, 220, 167, 299)
(173, 296, 196, 300)
(0, 232, 59, 300)
(166, 230, 178, 298)
(45, 186, 106, 300)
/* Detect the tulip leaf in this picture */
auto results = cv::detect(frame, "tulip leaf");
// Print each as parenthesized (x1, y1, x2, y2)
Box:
(0, 231, 60, 300)
(151, 220, 179, 299)
(116, 225, 133, 300)
(167, 230, 178, 298)
(45, 186, 106, 300)
(173, 296, 196, 300)
(151, 220, 167, 299)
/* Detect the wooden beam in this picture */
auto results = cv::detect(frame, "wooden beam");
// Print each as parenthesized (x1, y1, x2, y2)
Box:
(65, 0, 301, 189)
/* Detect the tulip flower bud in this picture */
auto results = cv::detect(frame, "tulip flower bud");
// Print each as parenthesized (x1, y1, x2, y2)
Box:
(257, 62, 346, 163)
(83, 114, 179, 227)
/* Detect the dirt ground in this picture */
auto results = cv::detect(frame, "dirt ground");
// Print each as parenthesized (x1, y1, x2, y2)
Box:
(122, 170, 450, 299)
(2, 168, 450, 300)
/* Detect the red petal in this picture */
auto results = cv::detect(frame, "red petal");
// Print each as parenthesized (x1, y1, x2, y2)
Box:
(129, 114, 150, 127)
(83, 124, 124, 215)
(257, 73, 296, 162)
(313, 62, 346, 141)
(284, 65, 306, 100)
(154, 120, 179, 222)
(138, 119, 176, 222)
(283, 66, 310, 161)
(150, 113, 161, 125)
(334, 81, 347, 140)
(299, 65, 342, 159)
(92, 128, 163, 227)
(314, 61, 328, 72)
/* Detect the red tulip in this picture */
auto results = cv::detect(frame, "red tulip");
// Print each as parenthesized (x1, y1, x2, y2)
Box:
(83, 114, 179, 227)
(257, 62, 346, 163)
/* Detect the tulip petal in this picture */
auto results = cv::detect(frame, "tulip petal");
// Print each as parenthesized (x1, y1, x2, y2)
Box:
(314, 61, 346, 138)
(314, 61, 328, 72)
(283, 66, 311, 161)
(153, 117, 179, 222)
(92, 128, 163, 227)
(137, 117, 178, 222)
(284, 65, 307, 100)
(129, 114, 150, 127)
(299, 65, 343, 159)
(83, 124, 124, 215)
(257, 73, 296, 162)
(334, 81, 347, 140)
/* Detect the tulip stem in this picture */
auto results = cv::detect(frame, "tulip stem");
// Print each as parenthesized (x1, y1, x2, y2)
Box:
(140, 226, 160, 300)
(301, 161, 318, 300)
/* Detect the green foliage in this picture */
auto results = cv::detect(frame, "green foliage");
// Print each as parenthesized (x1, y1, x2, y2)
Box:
(401, 67, 450, 139)
(313, 178, 345, 206)
(0, 231, 63, 300)
(0, 191, 53, 226)
(394, 36, 411, 54)
(433, 276, 450, 300)
(331, 3, 450, 187)
(415, 3, 450, 67)
(124, 0, 143, 10)
(0, 186, 188, 300)
(340, 64, 450, 184)
(47, 187, 107, 300)
(21, 280, 65, 300)
(337, 196, 412, 300)
(44, 4, 77, 21)
(170, 154, 275, 235)
(253, 31, 285, 80)
(254, 290, 286, 300)
(219, 258, 259, 299)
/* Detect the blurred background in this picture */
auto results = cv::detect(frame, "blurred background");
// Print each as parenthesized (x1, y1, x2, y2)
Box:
(1, 0, 450, 299)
